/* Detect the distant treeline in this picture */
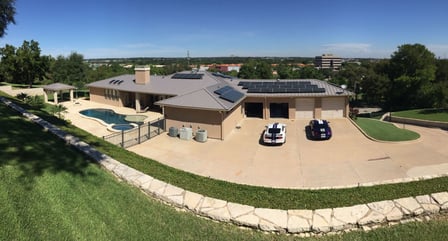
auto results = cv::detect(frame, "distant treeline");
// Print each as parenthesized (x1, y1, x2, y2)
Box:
(85, 57, 317, 66)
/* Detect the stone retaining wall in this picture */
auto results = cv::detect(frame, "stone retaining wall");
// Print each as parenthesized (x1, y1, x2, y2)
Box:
(389, 115, 448, 130)
(2, 96, 448, 236)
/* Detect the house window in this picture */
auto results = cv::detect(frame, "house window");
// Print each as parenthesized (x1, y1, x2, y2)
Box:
(104, 89, 118, 100)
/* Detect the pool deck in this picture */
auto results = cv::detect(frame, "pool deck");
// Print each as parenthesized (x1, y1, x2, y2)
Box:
(61, 99, 163, 137)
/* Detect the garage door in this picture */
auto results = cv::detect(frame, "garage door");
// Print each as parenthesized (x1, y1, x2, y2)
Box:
(321, 97, 345, 118)
(245, 102, 263, 118)
(295, 98, 314, 119)
(269, 103, 289, 118)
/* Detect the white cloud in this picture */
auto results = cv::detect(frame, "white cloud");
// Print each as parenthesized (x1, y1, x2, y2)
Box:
(427, 44, 448, 58)
(321, 43, 372, 55)
(320, 43, 394, 58)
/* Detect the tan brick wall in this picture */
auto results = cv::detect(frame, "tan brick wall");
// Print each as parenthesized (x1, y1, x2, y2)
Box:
(314, 97, 322, 119)
(221, 105, 244, 140)
(89, 87, 122, 107)
(164, 105, 245, 140)
(164, 107, 222, 139)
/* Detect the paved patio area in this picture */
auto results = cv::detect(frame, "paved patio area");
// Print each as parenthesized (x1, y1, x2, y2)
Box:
(61, 99, 163, 137)
(63, 100, 448, 189)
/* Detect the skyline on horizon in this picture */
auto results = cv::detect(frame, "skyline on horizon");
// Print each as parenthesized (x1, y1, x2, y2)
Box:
(1, 0, 448, 59)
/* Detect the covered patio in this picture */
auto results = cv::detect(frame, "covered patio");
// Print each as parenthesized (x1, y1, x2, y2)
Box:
(43, 83, 76, 104)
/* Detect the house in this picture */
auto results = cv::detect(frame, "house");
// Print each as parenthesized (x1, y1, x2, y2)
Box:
(87, 67, 352, 140)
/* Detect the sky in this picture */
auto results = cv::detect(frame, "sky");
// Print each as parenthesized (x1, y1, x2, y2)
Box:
(1, 0, 448, 59)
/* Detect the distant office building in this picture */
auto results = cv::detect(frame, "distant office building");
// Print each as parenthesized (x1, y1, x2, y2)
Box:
(314, 54, 342, 70)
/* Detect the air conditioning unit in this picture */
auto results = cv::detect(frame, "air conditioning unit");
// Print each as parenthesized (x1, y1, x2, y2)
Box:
(179, 127, 193, 140)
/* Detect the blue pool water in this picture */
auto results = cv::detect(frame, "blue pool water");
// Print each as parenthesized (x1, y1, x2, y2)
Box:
(79, 108, 129, 125)
(111, 124, 135, 131)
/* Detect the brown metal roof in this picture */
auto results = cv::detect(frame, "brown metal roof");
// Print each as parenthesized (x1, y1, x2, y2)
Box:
(43, 83, 76, 91)
(87, 71, 351, 111)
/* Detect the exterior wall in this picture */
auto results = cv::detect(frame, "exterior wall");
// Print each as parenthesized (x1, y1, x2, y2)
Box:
(344, 97, 350, 117)
(165, 105, 244, 140)
(314, 97, 322, 119)
(89, 87, 123, 107)
(221, 105, 244, 140)
(164, 107, 223, 139)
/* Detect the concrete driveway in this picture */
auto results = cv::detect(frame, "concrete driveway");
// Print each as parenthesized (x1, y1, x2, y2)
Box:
(128, 118, 448, 188)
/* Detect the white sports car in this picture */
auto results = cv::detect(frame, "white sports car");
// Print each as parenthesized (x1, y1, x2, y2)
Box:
(263, 123, 286, 144)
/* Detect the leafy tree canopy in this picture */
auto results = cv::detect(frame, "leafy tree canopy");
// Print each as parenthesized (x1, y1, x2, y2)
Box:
(0, 40, 49, 87)
(51, 52, 88, 88)
(0, 0, 16, 37)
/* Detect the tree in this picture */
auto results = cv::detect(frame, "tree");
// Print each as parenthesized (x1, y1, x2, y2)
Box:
(297, 66, 323, 79)
(238, 60, 257, 79)
(360, 71, 389, 106)
(0, 44, 16, 82)
(255, 61, 273, 79)
(15, 40, 49, 87)
(238, 60, 274, 79)
(0, 40, 49, 87)
(0, 0, 16, 37)
(387, 43, 437, 109)
(276, 63, 293, 79)
(48, 104, 68, 119)
(432, 59, 448, 108)
(51, 52, 88, 86)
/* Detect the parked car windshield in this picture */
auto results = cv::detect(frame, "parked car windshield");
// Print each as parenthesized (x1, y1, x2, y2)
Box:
(315, 123, 328, 128)
(268, 128, 281, 134)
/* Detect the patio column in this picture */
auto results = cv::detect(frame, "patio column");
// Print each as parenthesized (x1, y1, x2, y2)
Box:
(53, 92, 58, 104)
(135, 93, 141, 112)
(44, 91, 48, 103)
(70, 89, 74, 102)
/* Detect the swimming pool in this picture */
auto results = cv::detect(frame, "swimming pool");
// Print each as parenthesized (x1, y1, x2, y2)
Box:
(79, 108, 145, 131)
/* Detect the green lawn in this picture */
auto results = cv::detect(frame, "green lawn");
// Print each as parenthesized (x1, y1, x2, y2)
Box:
(355, 117, 420, 142)
(393, 109, 448, 122)
(2, 95, 448, 241)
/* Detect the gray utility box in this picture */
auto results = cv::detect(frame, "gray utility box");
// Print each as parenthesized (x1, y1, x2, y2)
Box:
(179, 127, 193, 140)
(195, 129, 207, 142)
(168, 127, 178, 137)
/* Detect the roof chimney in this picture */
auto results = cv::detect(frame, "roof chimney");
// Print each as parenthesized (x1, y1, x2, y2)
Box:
(135, 66, 150, 85)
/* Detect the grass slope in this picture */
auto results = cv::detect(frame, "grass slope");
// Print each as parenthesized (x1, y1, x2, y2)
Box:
(393, 109, 448, 122)
(355, 117, 420, 141)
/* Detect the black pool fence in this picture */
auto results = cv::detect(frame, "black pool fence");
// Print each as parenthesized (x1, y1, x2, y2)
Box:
(103, 118, 165, 148)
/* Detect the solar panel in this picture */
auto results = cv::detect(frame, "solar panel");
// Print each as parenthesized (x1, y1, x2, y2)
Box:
(240, 81, 325, 93)
(171, 73, 204, 79)
(220, 90, 245, 103)
(314, 88, 326, 93)
(214, 86, 233, 95)
(247, 88, 263, 93)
